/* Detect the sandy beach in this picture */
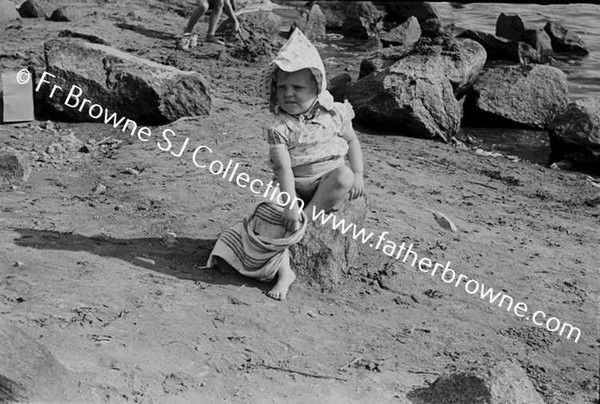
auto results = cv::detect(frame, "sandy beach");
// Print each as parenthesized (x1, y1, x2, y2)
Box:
(1, 1, 598, 403)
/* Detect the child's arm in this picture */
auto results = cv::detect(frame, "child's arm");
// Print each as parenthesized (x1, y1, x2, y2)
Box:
(270, 148, 301, 231)
(344, 126, 365, 200)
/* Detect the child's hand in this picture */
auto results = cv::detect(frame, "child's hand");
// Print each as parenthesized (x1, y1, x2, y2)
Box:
(282, 206, 301, 232)
(349, 175, 364, 200)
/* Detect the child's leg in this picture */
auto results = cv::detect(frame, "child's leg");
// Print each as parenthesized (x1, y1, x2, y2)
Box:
(268, 258, 296, 300)
(184, 0, 209, 34)
(206, 0, 224, 43)
(304, 165, 354, 215)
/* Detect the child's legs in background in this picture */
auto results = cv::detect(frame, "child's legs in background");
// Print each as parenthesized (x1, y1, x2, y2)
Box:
(184, 0, 209, 34)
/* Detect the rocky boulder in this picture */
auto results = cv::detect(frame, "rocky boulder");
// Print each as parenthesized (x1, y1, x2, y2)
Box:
(457, 29, 544, 64)
(18, 0, 46, 18)
(217, 9, 282, 40)
(408, 360, 546, 404)
(42, 38, 211, 124)
(48, 7, 71, 22)
(380, 16, 421, 48)
(350, 38, 485, 141)
(544, 21, 589, 56)
(288, 4, 326, 40)
(316, 1, 383, 38)
(378, 2, 443, 37)
(548, 98, 600, 169)
(327, 73, 352, 102)
(346, 58, 461, 142)
(358, 44, 412, 79)
(495, 13, 525, 42)
(496, 13, 553, 55)
(290, 195, 368, 291)
(360, 38, 485, 97)
(0, 148, 31, 189)
(1, 0, 22, 30)
(463, 64, 568, 129)
(0, 320, 80, 402)
(380, 1, 439, 24)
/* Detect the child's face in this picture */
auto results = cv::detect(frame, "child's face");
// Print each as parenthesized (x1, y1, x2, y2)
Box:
(276, 69, 318, 115)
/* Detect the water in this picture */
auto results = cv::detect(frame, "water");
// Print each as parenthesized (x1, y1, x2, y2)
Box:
(273, 3, 600, 164)
(437, 2, 600, 100)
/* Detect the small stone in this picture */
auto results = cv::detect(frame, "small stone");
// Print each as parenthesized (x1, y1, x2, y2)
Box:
(92, 183, 106, 194)
(13, 261, 24, 267)
(134, 257, 155, 265)
(122, 167, 140, 175)
(161, 232, 177, 248)
(550, 159, 572, 170)
(429, 210, 458, 232)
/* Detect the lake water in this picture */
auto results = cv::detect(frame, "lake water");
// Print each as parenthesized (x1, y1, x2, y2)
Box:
(273, 3, 600, 164)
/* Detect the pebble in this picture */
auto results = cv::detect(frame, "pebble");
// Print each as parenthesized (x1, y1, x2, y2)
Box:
(161, 232, 177, 248)
(134, 257, 155, 265)
(123, 167, 140, 175)
(93, 183, 106, 194)
(429, 210, 458, 232)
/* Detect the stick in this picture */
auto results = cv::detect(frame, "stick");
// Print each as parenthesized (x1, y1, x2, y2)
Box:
(254, 364, 348, 382)
(407, 369, 441, 375)
(237, 30, 247, 46)
(95, 136, 114, 145)
(339, 356, 362, 371)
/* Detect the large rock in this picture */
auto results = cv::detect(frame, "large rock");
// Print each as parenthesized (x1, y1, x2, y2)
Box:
(358, 44, 412, 79)
(0, 0, 22, 30)
(360, 38, 485, 96)
(346, 58, 460, 142)
(543, 21, 589, 56)
(0, 148, 31, 189)
(348, 38, 485, 141)
(217, 9, 282, 40)
(378, 1, 443, 38)
(316, 1, 383, 38)
(288, 4, 326, 40)
(327, 73, 352, 102)
(0, 320, 79, 402)
(42, 38, 211, 124)
(457, 29, 543, 64)
(380, 16, 421, 48)
(548, 98, 600, 168)
(495, 13, 525, 42)
(408, 360, 546, 404)
(18, 0, 47, 18)
(380, 1, 439, 24)
(463, 65, 568, 129)
(290, 195, 368, 291)
(496, 13, 553, 55)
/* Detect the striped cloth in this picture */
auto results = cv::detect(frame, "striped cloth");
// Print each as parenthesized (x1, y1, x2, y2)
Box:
(207, 202, 307, 281)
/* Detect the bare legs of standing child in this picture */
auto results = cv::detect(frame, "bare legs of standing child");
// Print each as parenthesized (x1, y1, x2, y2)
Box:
(179, 0, 225, 49)
(267, 166, 355, 300)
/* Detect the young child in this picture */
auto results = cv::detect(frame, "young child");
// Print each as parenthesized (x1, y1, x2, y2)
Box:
(178, 0, 240, 49)
(257, 28, 365, 299)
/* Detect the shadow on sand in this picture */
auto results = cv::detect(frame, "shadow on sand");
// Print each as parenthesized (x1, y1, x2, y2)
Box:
(11, 227, 271, 293)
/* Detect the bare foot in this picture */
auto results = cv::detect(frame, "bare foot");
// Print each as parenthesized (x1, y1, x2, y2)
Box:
(267, 263, 296, 301)
(206, 35, 225, 45)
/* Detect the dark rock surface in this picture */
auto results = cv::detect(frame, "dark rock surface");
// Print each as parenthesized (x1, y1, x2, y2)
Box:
(42, 38, 211, 124)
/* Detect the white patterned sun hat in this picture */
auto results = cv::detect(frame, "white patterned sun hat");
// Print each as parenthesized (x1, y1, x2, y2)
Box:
(256, 28, 327, 111)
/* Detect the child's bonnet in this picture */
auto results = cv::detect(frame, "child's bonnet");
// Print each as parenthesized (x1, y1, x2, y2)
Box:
(256, 28, 355, 168)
